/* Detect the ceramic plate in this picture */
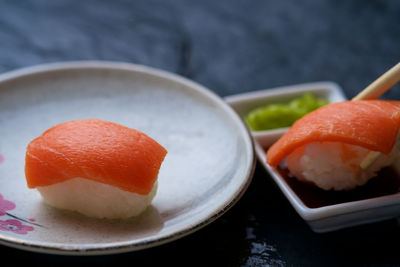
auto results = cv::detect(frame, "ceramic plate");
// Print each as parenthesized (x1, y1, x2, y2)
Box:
(0, 61, 255, 254)
(226, 82, 400, 232)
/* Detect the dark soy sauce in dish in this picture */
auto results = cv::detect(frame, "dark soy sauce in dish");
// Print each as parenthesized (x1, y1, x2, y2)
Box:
(277, 166, 400, 208)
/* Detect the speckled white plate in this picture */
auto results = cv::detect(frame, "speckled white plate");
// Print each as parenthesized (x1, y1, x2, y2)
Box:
(0, 61, 255, 255)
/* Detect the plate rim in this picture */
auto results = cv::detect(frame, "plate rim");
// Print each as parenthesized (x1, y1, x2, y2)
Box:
(0, 60, 256, 255)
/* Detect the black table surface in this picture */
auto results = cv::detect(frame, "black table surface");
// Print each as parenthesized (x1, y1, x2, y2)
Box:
(1, 1, 400, 266)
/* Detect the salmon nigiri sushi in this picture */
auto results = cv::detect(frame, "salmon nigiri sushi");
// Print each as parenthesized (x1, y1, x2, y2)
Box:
(267, 100, 400, 190)
(25, 119, 167, 219)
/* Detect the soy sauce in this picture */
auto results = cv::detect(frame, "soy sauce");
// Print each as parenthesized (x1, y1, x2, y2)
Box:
(277, 166, 400, 208)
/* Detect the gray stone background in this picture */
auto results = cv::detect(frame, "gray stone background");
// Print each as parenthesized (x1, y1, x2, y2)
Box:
(1, 0, 400, 266)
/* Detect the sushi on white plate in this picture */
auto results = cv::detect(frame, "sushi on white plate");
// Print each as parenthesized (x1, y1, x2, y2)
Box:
(25, 119, 167, 219)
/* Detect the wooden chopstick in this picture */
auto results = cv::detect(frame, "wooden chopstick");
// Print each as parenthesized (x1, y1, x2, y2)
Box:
(353, 62, 400, 101)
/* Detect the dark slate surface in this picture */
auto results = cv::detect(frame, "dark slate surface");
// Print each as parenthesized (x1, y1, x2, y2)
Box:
(1, 0, 400, 266)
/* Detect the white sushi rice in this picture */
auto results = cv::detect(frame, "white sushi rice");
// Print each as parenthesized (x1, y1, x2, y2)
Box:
(37, 178, 157, 219)
(286, 141, 400, 191)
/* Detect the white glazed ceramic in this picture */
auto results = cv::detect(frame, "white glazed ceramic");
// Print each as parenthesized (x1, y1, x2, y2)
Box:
(0, 61, 255, 254)
(226, 82, 400, 232)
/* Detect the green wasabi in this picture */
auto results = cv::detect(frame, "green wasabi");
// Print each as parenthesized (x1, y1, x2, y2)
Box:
(245, 93, 329, 131)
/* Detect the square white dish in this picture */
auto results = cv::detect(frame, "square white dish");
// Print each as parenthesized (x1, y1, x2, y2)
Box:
(225, 81, 400, 232)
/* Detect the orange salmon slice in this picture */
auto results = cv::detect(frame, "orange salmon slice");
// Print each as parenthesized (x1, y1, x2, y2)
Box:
(267, 100, 400, 166)
(25, 119, 167, 195)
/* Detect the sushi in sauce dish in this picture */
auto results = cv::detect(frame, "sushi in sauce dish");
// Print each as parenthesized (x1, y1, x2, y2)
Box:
(267, 100, 400, 191)
(25, 119, 167, 219)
